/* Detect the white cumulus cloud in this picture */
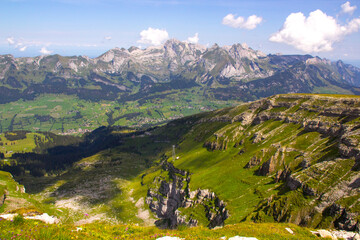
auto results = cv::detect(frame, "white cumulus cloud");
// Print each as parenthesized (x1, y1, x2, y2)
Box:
(341, 1, 357, 15)
(6, 37, 29, 52)
(269, 9, 360, 52)
(7, 37, 15, 45)
(40, 47, 53, 55)
(19, 46, 27, 52)
(222, 14, 262, 30)
(187, 33, 199, 44)
(104, 36, 112, 40)
(138, 27, 169, 45)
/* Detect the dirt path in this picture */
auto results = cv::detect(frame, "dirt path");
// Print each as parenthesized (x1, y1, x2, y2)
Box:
(74, 213, 107, 225)
(128, 189, 154, 226)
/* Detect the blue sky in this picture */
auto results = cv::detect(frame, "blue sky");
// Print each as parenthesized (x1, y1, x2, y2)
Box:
(1, 0, 360, 66)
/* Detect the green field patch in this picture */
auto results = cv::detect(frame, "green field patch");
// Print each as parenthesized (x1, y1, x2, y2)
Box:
(0, 92, 240, 134)
(0, 132, 43, 157)
(17, 113, 35, 117)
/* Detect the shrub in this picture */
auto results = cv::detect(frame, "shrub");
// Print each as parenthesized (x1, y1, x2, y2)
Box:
(12, 214, 25, 225)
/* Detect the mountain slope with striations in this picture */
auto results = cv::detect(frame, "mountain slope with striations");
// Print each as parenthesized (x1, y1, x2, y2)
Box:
(1, 93, 359, 232)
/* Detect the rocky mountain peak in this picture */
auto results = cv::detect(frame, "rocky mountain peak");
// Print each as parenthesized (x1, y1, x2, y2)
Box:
(96, 47, 130, 63)
(162, 39, 206, 64)
(0, 54, 15, 61)
(164, 38, 183, 46)
(306, 56, 331, 65)
(241, 42, 249, 49)
(210, 43, 220, 50)
(336, 60, 345, 68)
(164, 39, 187, 53)
(128, 46, 139, 53)
(226, 43, 265, 60)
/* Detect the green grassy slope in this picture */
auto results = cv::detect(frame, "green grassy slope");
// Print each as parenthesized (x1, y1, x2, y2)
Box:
(0, 220, 319, 240)
(1, 93, 359, 232)
(136, 93, 360, 229)
(0, 170, 59, 217)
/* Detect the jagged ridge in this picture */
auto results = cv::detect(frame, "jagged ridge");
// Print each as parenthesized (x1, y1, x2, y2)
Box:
(0, 39, 360, 104)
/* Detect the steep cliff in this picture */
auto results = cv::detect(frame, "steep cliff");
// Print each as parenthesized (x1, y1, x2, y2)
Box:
(146, 161, 228, 229)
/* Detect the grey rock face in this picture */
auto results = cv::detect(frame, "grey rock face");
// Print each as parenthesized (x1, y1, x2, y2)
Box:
(245, 156, 261, 168)
(325, 204, 360, 232)
(0, 191, 7, 207)
(146, 161, 228, 229)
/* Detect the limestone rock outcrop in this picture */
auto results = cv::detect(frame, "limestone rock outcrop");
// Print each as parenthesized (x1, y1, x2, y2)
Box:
(199, 94, 360, 230)
(0, 190, 7, 207)
(146, 161, 228, 229)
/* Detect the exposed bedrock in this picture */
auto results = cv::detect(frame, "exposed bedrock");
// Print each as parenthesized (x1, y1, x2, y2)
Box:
(146, 161, 228, 229)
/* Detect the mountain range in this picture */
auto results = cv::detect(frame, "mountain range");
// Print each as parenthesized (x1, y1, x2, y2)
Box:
(1, 39, 360, 104)
(1, 39, 360, 134)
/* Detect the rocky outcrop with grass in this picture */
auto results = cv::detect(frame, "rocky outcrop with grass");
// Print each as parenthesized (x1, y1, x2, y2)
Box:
(200, 94, 360, 230)
(146, 161, 228, 229)
(0, 189, 7, 208)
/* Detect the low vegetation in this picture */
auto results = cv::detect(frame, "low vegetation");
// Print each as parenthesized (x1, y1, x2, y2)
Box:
(0, 218, 319, 240)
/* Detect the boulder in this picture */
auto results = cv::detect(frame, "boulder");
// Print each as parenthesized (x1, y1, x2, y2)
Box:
(245, 156, 261, 168)
(311, 229, 337, 240)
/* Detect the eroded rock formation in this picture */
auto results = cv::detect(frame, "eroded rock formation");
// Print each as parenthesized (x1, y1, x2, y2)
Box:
(146, 161, 228, 229)
(200, 94, 360, 230)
